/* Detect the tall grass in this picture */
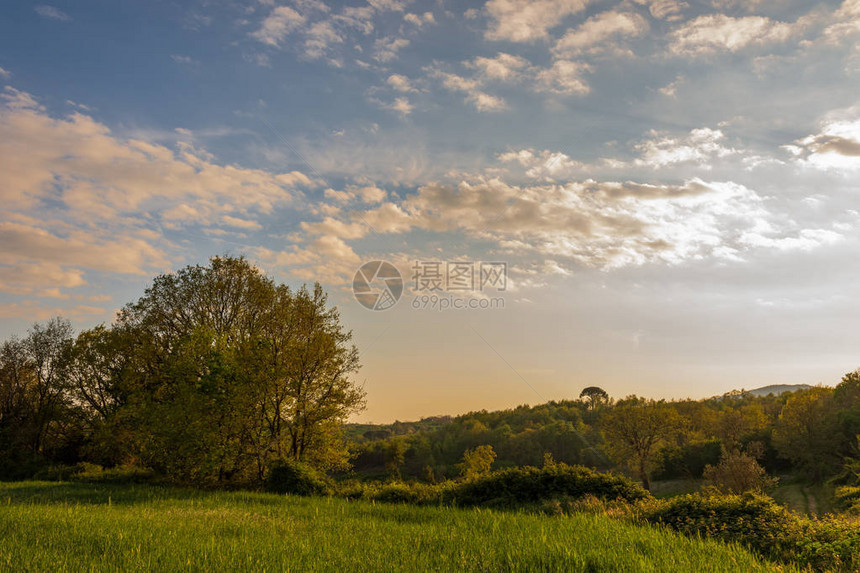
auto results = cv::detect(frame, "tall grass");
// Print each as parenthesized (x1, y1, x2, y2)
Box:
(0, 482, 784, 572)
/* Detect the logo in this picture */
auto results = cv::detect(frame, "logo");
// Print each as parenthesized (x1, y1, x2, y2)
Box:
(352, 261, 403, 311)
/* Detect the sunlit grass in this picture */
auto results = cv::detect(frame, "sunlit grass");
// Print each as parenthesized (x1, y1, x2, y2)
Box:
(0, 481, 788, 572)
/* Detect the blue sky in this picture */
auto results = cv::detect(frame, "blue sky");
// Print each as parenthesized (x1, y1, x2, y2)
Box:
(2, 0, 860, 421)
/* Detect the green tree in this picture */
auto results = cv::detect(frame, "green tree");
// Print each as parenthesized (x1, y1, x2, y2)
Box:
(458, 445, 497, 479)
(109, 256, 364, 484)
(602, 398, 687, 490)
(773, 386, 839, 481)
(703, 445, 777, 494)
(579, 386, 610, 412)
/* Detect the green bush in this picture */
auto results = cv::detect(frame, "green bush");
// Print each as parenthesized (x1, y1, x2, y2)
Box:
(646, 492, 860, 572)
(448, 463, 651, 508)
(73, 464, 155, 484)
(368, 482, 442, 504)
(266, 460, 329, 496)
(32, 464, 83, 481)
(654, 440, 721, 480)
(333, 480, 446, 504)
(834, 486, 860, 513)
(32, 463, 155, 484)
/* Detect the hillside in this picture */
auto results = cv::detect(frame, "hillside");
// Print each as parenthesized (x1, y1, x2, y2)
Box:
(744, 384, 813, 397)
(0, 481, 785, 572)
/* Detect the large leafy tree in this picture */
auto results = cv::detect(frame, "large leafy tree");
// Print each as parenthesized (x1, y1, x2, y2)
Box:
(97, 255, 364, 484)
(602, 397, 687, 490)
(773, 386, 839, 481)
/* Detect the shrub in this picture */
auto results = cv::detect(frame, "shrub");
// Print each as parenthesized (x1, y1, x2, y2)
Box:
(368, 482, 442, 504)
(73, 464, 155, 484)
(448, 463, 651, 508)
(654, 440, 721, 480)
(32, 464, 81, 482)
(834, 486, 860, 513)
(702, 449, 777, 494)
(645, 492, 860, 572)
(333, 480, 445, 504)
(33, 462, 156, 484)
(266, 459, 329, 496)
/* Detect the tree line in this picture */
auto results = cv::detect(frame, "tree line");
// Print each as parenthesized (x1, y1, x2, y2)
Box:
(0, 256, 365, 485)
(347, 377, 860, 492)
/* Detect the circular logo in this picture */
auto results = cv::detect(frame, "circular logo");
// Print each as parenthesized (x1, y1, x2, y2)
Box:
(352, 261, 403, 311)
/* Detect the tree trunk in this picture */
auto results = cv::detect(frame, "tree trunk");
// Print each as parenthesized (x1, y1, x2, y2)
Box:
(638, 458, 651, 491)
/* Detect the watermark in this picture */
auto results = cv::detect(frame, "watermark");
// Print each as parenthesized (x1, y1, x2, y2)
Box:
(352, 261, 403, 311)
(353, 260, 507, 311)
(412, 294, 505, 312)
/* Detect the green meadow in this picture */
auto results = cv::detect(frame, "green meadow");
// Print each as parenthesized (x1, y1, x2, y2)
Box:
(0, 481, 786, 573)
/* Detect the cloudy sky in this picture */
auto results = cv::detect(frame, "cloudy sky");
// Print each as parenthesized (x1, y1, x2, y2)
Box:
(2, 0, 860, 421)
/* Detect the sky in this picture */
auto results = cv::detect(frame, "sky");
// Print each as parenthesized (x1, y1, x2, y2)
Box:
(2, 0, 860, 422)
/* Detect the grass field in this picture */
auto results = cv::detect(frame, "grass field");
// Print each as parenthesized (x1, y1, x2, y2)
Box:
(0, 482, 789, 572)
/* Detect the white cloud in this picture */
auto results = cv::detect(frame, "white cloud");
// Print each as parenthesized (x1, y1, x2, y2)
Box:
(0, 262, 86, 296)
(170, 55, 197, 65)
(367, 0, 408, 12)
(631, 0, 687, 21)
(252, 6, 305, 46)
(659, 75, 684, 97)
(498, 148, 581, 180)
(431, 69, 508, 112)
(633, 128, 738, 168)
(0, 86, 313, 295)
(534, 60, 591, 95)
(669, 14, 794, 56)
(304, 20, 344, 60)
(222, 215, 263, 230)
(404, 12, 435, 27)
(275, 173, 838, 280)
(789, 106, 860, 170)
(324, 184, 387, 205)
(374, 36, 410, 62)
(0, 67, 10, 80)
(386, 74, 418, 92)
(823, 0, 860, 43)
(387, 96, 414, 116)
(553, 11, 648, 57)
(484, 0, 590, 42)
(0, 302, 107, 320)
(35, 5, 71, 21)
(467, 53, 531, 81)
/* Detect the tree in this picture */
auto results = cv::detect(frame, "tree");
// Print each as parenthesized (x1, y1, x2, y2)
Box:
(0, 318, 74, 455)
(773, 386, 839, 481)
(715, 404, 768, 449)
(458, 445, 496, 479)
(703, 444, 777, 494)
(602, 397, 686, 490)
(106, 255, 364, 484)
(579, 386, 609, 412)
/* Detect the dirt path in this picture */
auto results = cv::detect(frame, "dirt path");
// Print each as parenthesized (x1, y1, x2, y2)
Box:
(804, 486, 819, 515)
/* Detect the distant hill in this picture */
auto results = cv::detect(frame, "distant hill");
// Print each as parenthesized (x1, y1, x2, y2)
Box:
(744, 384, 812, 397)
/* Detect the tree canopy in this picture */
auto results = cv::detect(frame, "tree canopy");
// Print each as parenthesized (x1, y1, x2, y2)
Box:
(0, 256, 364, 485)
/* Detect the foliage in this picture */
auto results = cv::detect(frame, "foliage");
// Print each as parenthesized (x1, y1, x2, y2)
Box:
(773, 387, 841, 481)
(601, 397, 687, 490)
(265, 459, 330, 496)
(834, 486, 860, 513)
(0, 256, 364, 487)
(0, 318, 76, 470)
(457, 444, 496, 479)
(653, 439, 721, 480)
(647, 492, 860, 572)
(579, 386, 609, 412)
(448, 463, 651, 508)
(702, 446, 777, 494)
